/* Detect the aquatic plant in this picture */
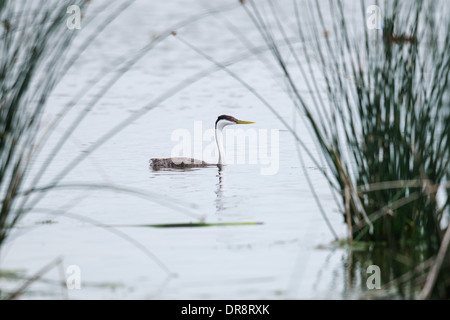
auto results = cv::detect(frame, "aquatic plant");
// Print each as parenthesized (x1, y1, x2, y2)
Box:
(240, 0, 449, 299)
(0, 0, 90, 247)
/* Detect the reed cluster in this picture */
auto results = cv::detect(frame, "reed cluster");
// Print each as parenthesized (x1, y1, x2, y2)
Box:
(0, 0, 88, 247)
(242, 0, 449, 298)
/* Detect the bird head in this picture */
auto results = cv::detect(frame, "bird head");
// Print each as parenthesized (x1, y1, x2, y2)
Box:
(215, 115, 255, 130)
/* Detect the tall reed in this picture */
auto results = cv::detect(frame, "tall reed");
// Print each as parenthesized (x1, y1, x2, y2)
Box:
(0, 0, 90, 247)
(241, 0, 449, 298)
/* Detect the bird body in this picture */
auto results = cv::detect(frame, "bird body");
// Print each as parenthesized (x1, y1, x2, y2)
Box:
(150, 115, 254, 170)
(150, 157, 210, 169)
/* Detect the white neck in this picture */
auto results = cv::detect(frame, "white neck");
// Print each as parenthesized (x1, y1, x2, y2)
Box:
(215, 127, 226, 165)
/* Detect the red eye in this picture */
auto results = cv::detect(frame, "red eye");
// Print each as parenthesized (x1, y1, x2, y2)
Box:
(231, 118, 235, 121)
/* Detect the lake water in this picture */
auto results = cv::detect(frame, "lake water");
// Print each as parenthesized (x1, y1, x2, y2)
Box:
(0, 0, 373, 299)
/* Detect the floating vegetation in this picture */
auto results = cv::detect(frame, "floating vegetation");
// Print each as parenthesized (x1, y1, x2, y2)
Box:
(114, 222, 264, 228)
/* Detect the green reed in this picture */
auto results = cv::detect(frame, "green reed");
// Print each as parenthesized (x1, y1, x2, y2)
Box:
(241, 0, 449, 298)
(0, 0, 89, 247)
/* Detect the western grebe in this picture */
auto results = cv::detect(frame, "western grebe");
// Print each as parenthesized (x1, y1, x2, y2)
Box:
(150, 115, 254, 169)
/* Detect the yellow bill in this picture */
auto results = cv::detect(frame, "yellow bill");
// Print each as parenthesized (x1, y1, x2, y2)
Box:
(236, 120, 255, 124)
